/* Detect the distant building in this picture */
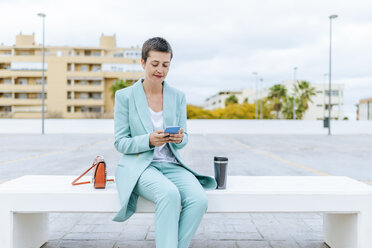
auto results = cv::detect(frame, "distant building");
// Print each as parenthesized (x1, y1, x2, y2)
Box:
(0, 33, 143, 118)
(204, 80, 344, 120)
(358, 97, 372, 120)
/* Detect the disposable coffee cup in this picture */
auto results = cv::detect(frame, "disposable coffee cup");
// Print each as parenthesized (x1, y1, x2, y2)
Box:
(214, 156, 228, 189)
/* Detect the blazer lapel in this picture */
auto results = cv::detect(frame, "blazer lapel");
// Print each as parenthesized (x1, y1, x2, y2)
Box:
(163, 81, 174, 128)
(133, 79, 153, 133)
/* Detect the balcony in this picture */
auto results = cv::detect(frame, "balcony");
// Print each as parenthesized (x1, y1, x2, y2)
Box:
(66, 85, 103, 92)
(0, 84, 44, 92)
(66, 99, 104, 106)
(12, 99, 43, 105)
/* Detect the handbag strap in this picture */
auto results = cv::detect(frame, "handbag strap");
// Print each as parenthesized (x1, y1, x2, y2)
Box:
(71, 160, 114, 186)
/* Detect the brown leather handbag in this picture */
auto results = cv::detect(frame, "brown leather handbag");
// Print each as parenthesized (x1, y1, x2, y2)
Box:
(72, 155, 114, 189)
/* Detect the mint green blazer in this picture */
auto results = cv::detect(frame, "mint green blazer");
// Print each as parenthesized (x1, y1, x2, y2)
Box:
(112, 79, 217, 222)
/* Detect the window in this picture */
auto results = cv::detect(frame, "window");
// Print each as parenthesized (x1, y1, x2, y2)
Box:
(67, 64, 72, 71)
(91, 65, 101, 72)
(90, 93, 101, 99)
(325, 90, 339, 96)
(91, 80, 101, 85)
(4, 93, 12, 98)
(16, 93, 27, 99)
(92, 51, 101, 57)
(114, 52, 123, 57)
(18, 79, 28, 85)
(4, 106, 11, 112)
(36, 78, 46, 85)
(67, 106, 71, 112)
(36, 93, 46, 99)
(4, 79, 12, 84)
(67, 80, 71, 85)
(316, 104, 323, 107)
(90, 107, 101, 113)
(81, 65, 88, 71)
(80, 80, 87, 85)
(81, 107, 87, 112)
(316, 91, 323, 94)
(80, 93, 88, 99)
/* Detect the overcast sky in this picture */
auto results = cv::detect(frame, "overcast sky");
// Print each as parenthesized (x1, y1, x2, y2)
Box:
(1, 0, 371, 119)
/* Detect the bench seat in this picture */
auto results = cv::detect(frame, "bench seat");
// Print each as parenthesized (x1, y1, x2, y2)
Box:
(1, 175, 372, 248)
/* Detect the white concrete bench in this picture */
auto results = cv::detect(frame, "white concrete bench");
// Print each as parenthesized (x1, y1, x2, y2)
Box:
(1, 175, 372, 248)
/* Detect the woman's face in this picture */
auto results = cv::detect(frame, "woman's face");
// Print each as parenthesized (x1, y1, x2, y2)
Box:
(141, 50, 171, 84)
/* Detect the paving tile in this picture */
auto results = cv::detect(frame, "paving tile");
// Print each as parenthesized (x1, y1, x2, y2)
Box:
(63, 232, 121, 240)
(41, 241, 59, 248)
(92, 223, 124, 233)
(233, 223, 258, 233)
(49, 218, 80, 232)
(204, 231, 262, 240)
(114, 241, 155, 248)
(270, 240, 302, 248)
(70, 224, 95, 233)
(207, 240, 236, 248)
(292, 231, 323, 241)
(236, 240, 271, 248)
(297, 241, 330, 248)
(78, 213, 116, 225)
(257, 226, 293, 241)
(118, 226, 148, 240)
(58, 239, 116, 248)
(49, 232, 66, 240)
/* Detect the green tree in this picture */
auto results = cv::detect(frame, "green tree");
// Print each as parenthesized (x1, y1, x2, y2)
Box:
(225, 94, 239, 106)
(267, 84, 287, 119)
(109, 80, 133, 99)
(187, 105, 213, 119)
(294, 80, 316, 119)
(282, 95, 296, 119)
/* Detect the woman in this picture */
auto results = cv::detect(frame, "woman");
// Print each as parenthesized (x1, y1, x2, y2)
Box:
(112, 37, 217, 248)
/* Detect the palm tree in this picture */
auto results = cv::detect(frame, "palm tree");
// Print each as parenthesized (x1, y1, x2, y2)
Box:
(225, 94, 239, 106)
(267, 84, 287, 119)
(282, 95, 296, 119)
(294, 80, 316, 119)
(109, 80, 133, 99)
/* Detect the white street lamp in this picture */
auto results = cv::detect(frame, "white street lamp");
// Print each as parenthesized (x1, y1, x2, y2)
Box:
(293, 66, 298, 120)
(328, 14, 338, 135)
(37, 13, 46, 134)
(252, 72, 258, 119)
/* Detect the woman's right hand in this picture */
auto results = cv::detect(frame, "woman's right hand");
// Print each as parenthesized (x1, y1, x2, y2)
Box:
(149, 130, 170, 147)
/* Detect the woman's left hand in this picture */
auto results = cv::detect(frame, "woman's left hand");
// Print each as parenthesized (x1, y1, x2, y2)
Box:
(168, 128, 184, 144)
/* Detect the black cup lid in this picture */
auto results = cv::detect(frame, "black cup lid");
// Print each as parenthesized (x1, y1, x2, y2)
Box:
(214, 156, 228, 161)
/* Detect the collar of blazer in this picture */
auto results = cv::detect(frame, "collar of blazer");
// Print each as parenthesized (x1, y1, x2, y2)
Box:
(132, 78, 174, 133)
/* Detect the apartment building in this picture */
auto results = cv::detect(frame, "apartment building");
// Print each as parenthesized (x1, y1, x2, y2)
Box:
(204, 80, 344, 120)
(0, 33, 144, 118)
(358, 97, 372, 120)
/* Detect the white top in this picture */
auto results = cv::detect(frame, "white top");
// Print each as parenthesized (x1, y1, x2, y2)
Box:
(148, 107, 179, 164)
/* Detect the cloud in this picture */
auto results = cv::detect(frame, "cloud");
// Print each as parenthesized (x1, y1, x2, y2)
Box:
(1, 0, 372, 120)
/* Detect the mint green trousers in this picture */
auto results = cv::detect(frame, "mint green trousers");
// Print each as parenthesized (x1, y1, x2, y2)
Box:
(133, 161, 208, 248)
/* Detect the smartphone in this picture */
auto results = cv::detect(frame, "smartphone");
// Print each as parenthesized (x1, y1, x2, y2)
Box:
(164, 126, 181, 137)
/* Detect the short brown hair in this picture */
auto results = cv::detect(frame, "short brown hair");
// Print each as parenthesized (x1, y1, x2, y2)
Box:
(141, 37, 173, 63)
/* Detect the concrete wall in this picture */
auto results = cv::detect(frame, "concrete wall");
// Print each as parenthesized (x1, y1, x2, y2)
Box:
(1, 119, 372, 134)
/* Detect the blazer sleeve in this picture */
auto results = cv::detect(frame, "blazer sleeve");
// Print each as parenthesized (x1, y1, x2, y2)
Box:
(114, 90, 154, 155)
(172, 92, 188, 149)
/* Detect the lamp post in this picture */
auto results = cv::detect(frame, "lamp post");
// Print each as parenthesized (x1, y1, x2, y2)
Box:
(293, 66, 298, 120)
(37, 13, 46, 135)
(252, 72, 258, 119)
(259, 78, 263, 119)
(328, 14, 338, 135)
